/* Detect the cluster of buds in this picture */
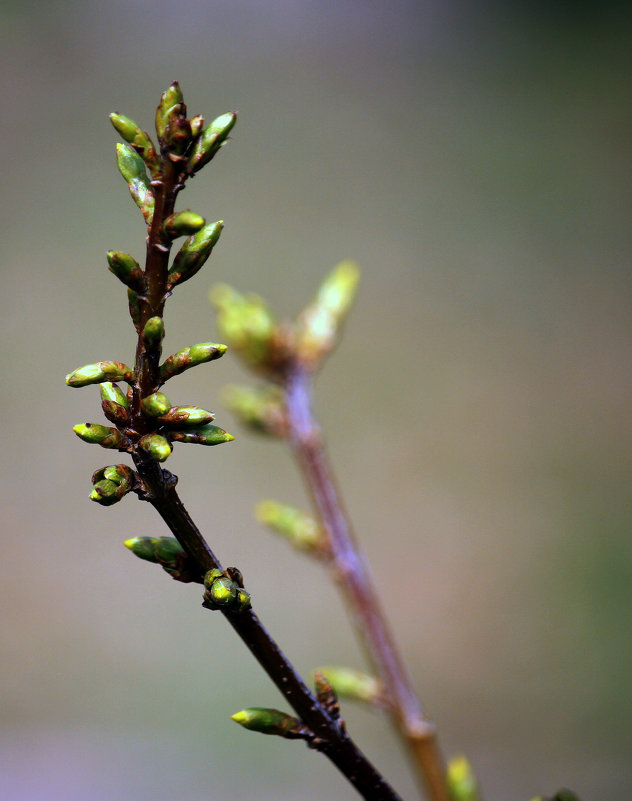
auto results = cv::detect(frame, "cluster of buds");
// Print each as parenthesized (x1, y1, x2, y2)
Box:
(65, 83, 237, 505)
(210, 260, 360, 381)
(202, 568, 251, 613)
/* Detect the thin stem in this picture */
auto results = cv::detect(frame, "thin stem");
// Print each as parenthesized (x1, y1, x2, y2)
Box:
(133, 454, 404, 801)
(283, 367, 451, 801)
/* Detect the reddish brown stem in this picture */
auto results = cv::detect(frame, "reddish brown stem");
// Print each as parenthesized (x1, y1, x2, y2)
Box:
(284, 367, 451, 801)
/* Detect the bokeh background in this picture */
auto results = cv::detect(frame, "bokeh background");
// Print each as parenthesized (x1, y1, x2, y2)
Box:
(1, 2, 631, 799)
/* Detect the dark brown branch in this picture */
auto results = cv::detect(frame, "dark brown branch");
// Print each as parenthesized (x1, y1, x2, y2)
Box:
(125, 130, 404, 800)
(283, 367, 450, 801)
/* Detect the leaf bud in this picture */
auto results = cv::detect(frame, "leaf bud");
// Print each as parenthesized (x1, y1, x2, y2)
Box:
(155, 82, 185, 140)
(106, 250, 145, 292)
(73, 423, 126, 449)
(140, 392, 171, 417)
(295, 260, 360, 366)
(447, 756, 479, 801)
(99, 382, 129, 408)
(170, 424, 234, 446)
(234, 588, 252, 612)
(89, 464, 134, 505)
(309, 666, 385, 708)
(124, 536, 158, 562)
(139, 433, 172, 462)
(255, 500, 323, 551)
(167, 221, 224, 288)
(160, 342, 227, 380)
(116, 143, 154, 224)
(189, 114, 204, 137)
(101, 464, 134, 486)
(162, 210, 206, 241)
(210, 284, 280, 369)
(230, 708, 307, 739)
(159, 406, 214, 426)
(207, 575, 237, 606)
(203, 568, 224, 588)
(142, 316, 165, 347)
(151, 536, 186, 563)
(90, 479, 120, 505)
(100, 382, 130, 424)
(66, 361, 133, 388)
(163, 115, 192, 154)
(109, 112, 160, 176)
(188, 111, 237, 173)
(313, 670, 340, 719)
(221, 384, 287, 436)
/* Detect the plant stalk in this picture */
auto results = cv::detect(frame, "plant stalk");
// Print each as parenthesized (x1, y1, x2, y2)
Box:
(283, 366, 451, 801)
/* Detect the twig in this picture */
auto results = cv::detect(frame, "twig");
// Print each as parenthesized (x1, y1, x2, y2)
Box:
(283, 366, 451, 801)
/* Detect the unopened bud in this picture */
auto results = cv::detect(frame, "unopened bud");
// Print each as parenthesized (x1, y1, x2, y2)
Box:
(140, 392, 171, 417)
(142, 316, 165, 347)
(116, 143, 154, 224)
(310, 666, 385, 708)
(314, 671, 340, 719)
(106, 250, 145, 292)
(168, 221, 224, 288)
(160, 342, 227, 380)
(170, 424, 234, 446)
(230, 708, 308, 739)
(127, 289, 141, 330)
(210, 284, 278, 368)
(255, 500, 323, 551)
(188, 111, 237, 173)
(295, 260, 360, 366)
(447, 756, 479, 801)
(66, 361, 133, 388)
(73, 423, 126, 449)
(162, 210, 206, 241)
(90, 464, 134, 505)
(189, 114, 204, 137)
(155, 82, 184, 140)
(221, 384, 286, 436)
(109, 112, 160, 176)
(139, 433, 172, 462)
(159, 406, 214, 426)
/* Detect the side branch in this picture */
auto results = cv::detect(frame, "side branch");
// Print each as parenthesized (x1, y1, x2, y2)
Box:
(284, 367, 450, 801)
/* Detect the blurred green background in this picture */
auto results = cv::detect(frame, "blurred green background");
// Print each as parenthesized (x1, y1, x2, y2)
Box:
(1, 2, 631, 799)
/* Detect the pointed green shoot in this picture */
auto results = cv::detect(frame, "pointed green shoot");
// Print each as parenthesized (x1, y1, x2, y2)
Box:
(116, 143, 154, 223)
(66, 361, 133, 388)
(188, 111, 237, 172)
(106, 250, 145, 291)
(167, 221, 223, 288)
(170, 424, 234, 446)
(109, 112, 160, 176)
(160, 342, 227, 380)
(73, 424, 126, 449)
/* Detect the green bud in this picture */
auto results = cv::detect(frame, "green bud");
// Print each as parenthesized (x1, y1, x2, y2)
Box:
(234, 588, 252, 612)
(189, 114, 204, 137)
(139, 433, 172, 462)
(204, 568, 224, 588)
(116, 143, 154, 224)
(160, 342, 227, 380)
(210, 284, 279, 368)
(66, 361, 133, 388)
(447, 756, 479, 801)
(128, 289, 141, 330)
(124, 536, 158, 562)
(221, 384, 287, 436)
(142, 316, 165, 347)
(295, 261, 360, 366)
(159, 406, 214, 426)
(230, 708, 306, 739)
(100, 382, 130, 424)
(255, 500, 323, 551)
(167, 221, 224, 288)
(207, 576, 237, 605)
(89, 465, 134, 505)
(310, 666, 384, 708)
(188, 111, 237, 173)
(73, 423, 126, 449)
(109, 112, 160, 176)
(162, 210, 206, 241)
(100, 382, 131, 424)
(141, 392, 171, 417)
(151, 536, 186, 563)
(155, 82, 185, 140)
(170, 424, 234, 446)
(106, 250, 145, 292)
